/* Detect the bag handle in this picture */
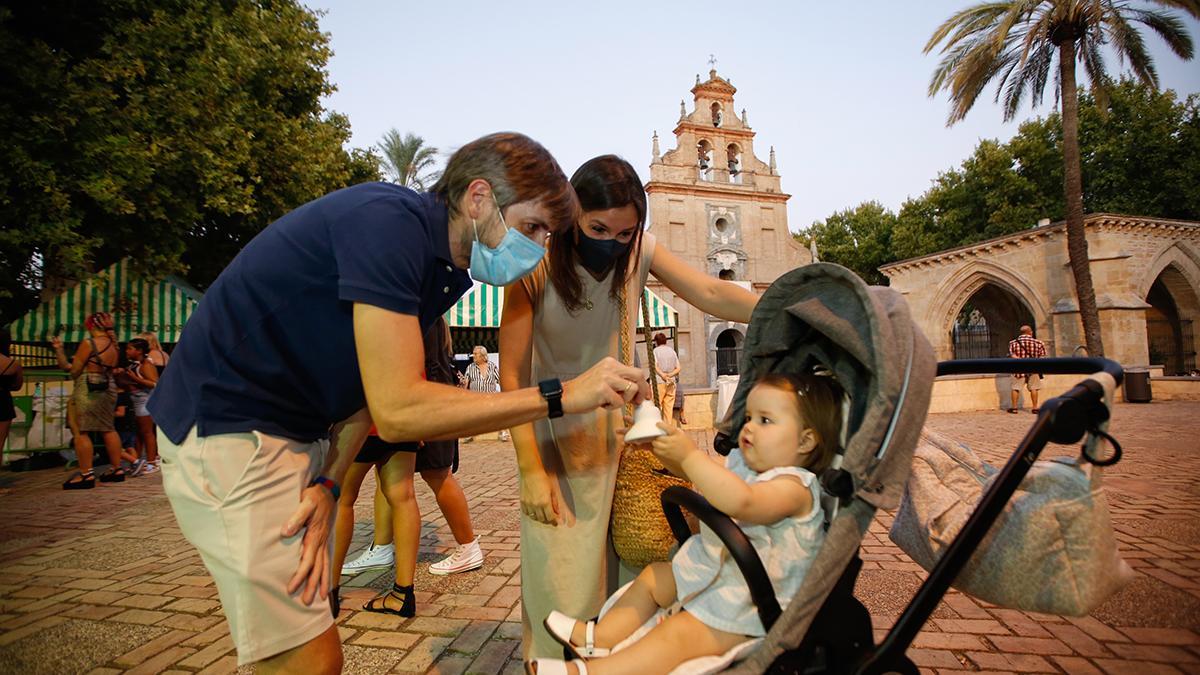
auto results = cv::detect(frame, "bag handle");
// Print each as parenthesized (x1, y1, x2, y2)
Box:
(617, 281, 659, 411)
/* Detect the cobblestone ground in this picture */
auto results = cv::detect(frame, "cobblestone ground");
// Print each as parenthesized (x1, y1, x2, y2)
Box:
(0, 401, 1196, 674)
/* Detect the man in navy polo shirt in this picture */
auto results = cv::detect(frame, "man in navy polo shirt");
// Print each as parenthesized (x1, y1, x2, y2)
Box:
(148, 133, 649, 673)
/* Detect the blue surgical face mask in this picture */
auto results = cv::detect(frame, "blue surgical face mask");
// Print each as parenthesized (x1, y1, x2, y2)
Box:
(469, 195, 546, 286)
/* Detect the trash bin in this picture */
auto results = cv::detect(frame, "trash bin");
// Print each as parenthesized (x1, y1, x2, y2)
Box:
(1123, 368, 1152, 403)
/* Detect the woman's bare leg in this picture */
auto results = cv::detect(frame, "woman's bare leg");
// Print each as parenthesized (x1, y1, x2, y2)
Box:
(136, 415, 158, 463)
(372, 478, 394, 546)
(332, 462, 373, 580)
(420, 468, 475, 545)
(378, 452, 420, 608)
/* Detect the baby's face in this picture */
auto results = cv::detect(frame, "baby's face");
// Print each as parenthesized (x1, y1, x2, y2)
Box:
(738, 384, 807, 473)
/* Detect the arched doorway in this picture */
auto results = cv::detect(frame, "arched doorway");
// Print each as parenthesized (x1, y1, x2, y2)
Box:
(950, 284, 1036, 359)
(1146, 264, 1199, 375)
(715, 328, 743, 375)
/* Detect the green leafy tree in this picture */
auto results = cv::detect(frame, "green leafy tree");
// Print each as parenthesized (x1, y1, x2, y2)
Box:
(926, 0, 1200, 357)
(802, 201, 896, 285)
(0, 0, 382, 324)
(379, 130, 440, 189)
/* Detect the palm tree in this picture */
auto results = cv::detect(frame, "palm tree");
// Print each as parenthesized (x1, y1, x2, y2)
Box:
(378, 129, 440, 190)
(925, 0, 1199, 358)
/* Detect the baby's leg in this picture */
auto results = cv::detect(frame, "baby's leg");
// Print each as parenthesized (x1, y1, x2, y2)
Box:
(587, 611, 750, 675)
(585, 562, 677, 649)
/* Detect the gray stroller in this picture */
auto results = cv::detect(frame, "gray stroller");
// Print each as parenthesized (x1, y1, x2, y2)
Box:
(629, 263, 1122, 674)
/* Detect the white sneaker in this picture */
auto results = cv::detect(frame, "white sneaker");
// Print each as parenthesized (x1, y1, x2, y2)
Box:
(429, 538, 484, 575)
(343, 543, 395, 572)
(140, 462, 159, 475)
(499, 431, 510, 442)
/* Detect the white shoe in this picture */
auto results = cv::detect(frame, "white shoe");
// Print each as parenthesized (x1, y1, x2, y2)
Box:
(499, 431, 510, 441)
(140, 462, 159, 475)
(429, 537, 484, 575)
(344, 543, 395, 572)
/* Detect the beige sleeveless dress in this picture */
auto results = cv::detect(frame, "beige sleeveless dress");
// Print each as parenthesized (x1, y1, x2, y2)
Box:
(518, 233, 656, 658)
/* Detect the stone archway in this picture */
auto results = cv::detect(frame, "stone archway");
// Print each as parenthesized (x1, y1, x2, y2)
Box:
(1144, 263, 1200, 375)
(714, 328, 743, 376)
(950, 284, 1037, 359)
(928, 260, 1049, 361)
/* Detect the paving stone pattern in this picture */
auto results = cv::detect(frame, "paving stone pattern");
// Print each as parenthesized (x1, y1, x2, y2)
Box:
(0, 401, 1197, 673)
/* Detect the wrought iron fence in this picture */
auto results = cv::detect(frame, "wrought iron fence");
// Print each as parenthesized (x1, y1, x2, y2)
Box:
(1147, 319, 1196, 375)
(716, 347, 741, 376)
(951, 325, 997, 360)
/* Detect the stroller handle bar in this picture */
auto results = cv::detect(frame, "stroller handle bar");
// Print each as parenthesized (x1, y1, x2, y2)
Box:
(660, 485, 782, 632)
(936, 356, 1124, 384)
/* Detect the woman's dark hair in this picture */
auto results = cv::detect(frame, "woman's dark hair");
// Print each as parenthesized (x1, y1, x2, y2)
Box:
(548, 155, 647, 313)
(127, 338, 150, 356)
(755, 372, 845, 474)
(0, 327, 10, 357)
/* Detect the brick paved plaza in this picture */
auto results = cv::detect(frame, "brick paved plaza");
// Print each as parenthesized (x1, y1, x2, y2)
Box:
(0, 401, 1197, 674)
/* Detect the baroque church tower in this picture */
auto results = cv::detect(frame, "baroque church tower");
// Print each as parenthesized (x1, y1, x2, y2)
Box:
(646, 67, 810, 388)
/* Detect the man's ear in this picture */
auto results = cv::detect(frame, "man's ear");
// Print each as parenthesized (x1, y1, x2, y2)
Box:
(461, 179, 494, 220)
(796, 428, 819, 457)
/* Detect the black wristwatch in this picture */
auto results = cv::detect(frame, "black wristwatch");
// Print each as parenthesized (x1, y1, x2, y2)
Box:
(538, 378, 564, 419)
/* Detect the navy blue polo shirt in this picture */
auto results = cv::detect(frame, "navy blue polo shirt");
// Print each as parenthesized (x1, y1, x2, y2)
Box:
(148, 183, 473, 444)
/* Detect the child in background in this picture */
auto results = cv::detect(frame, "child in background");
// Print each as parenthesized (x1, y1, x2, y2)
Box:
(530, 372, 844, 675)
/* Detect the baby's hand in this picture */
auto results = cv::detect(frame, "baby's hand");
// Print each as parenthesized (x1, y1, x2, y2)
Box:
(649, 423, 695, 466)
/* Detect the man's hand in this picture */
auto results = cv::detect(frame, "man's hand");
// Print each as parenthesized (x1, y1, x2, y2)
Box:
(521, 469, 575, 527)
(282, 484, 337, 605)
(562, 357, 649, 414)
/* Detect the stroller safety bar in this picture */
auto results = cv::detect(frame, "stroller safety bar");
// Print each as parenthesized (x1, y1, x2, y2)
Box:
(660, 485, 782, 632)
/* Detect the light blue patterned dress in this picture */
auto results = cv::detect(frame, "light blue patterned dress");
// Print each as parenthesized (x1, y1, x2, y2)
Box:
(671, 449, 825, 636)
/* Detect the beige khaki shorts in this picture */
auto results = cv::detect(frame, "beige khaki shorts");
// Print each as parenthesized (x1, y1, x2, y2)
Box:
(1012, 374, 1043, 391)
(158, 427, 332, 665)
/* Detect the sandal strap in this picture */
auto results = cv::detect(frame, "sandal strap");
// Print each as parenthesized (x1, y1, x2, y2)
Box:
(585, 620, 596, 651)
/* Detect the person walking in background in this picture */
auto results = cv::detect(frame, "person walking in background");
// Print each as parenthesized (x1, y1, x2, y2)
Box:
(652, 333, 680, 426)
(138, 332, 170, 370)
(0, 328, 24, 454)
(115, 338, 159, 475)
(52, 312, 127, 488)
(462, 345, 508, 442)
(1008, 324, 1047, 414)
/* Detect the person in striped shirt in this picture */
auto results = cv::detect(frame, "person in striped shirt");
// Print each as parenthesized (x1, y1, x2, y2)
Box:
(1008, 325, 1047, 414)
(462, 346, 507, 441)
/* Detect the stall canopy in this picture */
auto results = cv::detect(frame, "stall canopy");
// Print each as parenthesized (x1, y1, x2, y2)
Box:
(11, 258, 202, 344)
(444, 282, 677, 329)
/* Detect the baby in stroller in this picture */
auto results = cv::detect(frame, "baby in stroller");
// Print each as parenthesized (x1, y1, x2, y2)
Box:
(528, 372, 845, 675)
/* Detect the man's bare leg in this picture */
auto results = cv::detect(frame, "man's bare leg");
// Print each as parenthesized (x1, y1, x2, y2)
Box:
(257, 623, 343, 674)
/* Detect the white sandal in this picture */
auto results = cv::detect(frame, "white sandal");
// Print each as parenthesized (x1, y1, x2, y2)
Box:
(544, 611, 610, 658)
(526, 657, 588, 675)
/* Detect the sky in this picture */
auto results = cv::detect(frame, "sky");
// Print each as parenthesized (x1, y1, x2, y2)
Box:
(314, 1, 1200, 233)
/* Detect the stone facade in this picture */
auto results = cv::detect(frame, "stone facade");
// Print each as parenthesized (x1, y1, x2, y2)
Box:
(880, 214, 1200, 373)
(645, 69, 810, 387)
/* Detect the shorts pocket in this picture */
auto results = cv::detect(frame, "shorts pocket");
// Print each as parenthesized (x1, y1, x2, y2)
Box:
(199, 431, 266, 505)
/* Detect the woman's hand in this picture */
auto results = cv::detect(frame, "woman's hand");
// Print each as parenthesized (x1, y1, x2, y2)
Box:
(50, 336, 63, 351)
(520, 468, 575, 527)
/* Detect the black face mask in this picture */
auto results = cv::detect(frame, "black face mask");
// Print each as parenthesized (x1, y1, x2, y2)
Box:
(577, 232, 628, 274)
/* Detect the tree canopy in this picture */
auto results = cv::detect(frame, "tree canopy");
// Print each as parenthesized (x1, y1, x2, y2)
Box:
(801, 80, 1200, 285)
(0, 0, 382, 325)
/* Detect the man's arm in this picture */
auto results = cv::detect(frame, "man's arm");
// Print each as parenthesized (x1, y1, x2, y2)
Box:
(355, 303, 648, 442)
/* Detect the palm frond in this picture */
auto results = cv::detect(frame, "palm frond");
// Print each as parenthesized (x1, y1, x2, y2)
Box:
(1129, 8, 1196, 58)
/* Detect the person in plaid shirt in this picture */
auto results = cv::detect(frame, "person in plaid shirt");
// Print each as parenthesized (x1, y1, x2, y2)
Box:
(1008, 325, 1047, 413)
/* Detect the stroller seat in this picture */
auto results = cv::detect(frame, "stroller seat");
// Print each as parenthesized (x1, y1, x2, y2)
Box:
(593, 263, 1125, 674)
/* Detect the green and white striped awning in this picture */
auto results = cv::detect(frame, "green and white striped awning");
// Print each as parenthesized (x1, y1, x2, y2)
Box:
(444, 282, 676, 329)
(11, 258, 202, 344)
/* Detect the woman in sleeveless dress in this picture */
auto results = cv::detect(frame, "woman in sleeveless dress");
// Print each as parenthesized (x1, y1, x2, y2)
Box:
(52, 312, 127, 488)
(0, 328, 24, 454)
(499, 155, 759, 658)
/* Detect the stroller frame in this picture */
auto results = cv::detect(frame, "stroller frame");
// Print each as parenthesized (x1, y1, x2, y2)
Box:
(662, 356, 1123, 675)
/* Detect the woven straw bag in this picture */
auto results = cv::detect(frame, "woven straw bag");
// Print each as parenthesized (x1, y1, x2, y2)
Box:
(610, 282, 691, 568)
